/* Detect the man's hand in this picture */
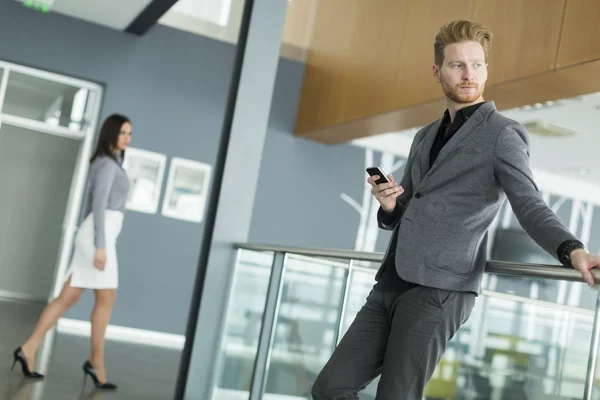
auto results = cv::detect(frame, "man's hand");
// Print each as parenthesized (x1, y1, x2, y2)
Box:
(367, 174, 404, 213)
(94, 248, 107, 271)
(570, 249, 600, 287)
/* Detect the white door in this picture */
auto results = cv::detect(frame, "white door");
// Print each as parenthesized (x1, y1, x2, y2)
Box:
(0, 62, 102, 302)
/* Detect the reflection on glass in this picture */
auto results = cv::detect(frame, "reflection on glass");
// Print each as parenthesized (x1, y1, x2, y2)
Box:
(338, 264, 379, 398)
(2, 71, 91, 131)
(212, 249, 274, 400)
(262, 255, 347, 399)
(339, 263, 378, 338)
(450, 288, 594, 400)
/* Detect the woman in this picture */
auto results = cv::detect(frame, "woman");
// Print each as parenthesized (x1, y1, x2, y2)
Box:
(12, 114, 132, 391)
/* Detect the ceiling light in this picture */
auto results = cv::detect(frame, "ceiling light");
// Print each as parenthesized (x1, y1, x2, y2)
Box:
(523, 121, 578, 137)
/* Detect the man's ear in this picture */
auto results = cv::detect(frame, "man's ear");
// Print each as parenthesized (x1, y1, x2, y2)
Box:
(433, 64, 441, 83)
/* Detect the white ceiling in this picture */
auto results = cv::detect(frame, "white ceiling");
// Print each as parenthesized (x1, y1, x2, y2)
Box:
(168, 0, 233, 27)
(159, 0, 244, 45)
(352, 92, 600, 203)
(43, 0, 154, 30)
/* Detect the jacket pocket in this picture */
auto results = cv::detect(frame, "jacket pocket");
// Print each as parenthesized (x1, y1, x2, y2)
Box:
(424, 220, 478, 278)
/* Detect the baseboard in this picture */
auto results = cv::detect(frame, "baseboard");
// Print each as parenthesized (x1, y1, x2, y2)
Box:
(57, 318, 186, 350)
(0, 289, 46, 303)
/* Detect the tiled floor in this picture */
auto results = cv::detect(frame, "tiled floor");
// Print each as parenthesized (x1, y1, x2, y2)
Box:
(0, 299, 181, 400)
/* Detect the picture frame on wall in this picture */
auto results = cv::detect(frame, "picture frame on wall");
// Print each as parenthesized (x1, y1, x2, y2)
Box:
(122, 147, 167, 214)
(161, 157, 212, 223)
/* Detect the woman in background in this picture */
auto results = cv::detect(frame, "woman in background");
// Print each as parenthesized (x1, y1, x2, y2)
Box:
(12, 114, 132, 391)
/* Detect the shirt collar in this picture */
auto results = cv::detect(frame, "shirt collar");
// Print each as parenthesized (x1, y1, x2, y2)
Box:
(443, 101, 486, 123)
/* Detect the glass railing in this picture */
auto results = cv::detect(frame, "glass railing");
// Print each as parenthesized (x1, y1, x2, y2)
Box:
(210, 244, 600, 400)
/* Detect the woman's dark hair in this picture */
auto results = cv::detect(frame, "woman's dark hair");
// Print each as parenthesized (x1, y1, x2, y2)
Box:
(90, 113, 131, 164)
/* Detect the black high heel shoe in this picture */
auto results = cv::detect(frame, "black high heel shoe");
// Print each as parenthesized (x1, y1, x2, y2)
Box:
(11, 347, 44, 379)
(82, 361, 117, 391)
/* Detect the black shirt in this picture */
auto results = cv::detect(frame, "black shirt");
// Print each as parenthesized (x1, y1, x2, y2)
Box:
(374, 102, 485, 292)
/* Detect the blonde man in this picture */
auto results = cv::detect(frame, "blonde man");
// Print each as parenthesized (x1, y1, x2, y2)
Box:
(312, 20, 600, 400)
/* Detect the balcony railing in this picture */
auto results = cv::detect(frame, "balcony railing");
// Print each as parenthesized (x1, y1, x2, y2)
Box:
(208, 243, 600, 400)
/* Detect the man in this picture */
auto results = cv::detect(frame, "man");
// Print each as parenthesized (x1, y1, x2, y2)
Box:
(311, 19, 600, 400)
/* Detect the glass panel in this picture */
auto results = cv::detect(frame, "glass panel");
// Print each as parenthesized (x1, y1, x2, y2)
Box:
(320, 264, 598, 400)
(262, 254, 348, 399)
(340, 262, 377, 338)
(212, 249, 274, 400)
(2, 70, 91, 131)
(438, 275, 595, 400)
(339, 263, 378, 399)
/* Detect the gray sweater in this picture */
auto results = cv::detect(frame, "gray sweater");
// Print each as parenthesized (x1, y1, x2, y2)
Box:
(82, 154, 130, 248)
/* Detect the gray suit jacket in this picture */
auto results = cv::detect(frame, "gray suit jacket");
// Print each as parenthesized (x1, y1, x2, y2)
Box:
(376, 101, 578, 294)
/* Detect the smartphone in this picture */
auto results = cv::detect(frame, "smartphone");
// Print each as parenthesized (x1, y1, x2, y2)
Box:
(366, 166, 390, 185)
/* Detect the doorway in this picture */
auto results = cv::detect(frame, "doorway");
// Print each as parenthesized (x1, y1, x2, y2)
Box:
(0, 61, 103, 303)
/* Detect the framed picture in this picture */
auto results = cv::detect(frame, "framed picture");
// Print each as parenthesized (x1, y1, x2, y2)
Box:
(122, 147, 167, 214)
(162, 158, 212, 223)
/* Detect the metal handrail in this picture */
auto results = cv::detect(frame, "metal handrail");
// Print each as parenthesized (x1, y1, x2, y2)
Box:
(234, 242, 600, 400)
(235, 242, 600, 283)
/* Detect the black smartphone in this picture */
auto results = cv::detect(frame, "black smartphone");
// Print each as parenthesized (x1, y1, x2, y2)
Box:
(366, 166, 390, 185)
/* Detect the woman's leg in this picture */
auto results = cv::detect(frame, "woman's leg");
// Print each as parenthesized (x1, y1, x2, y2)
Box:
(21, 277, 85, 369)
(89, 288, 117, 383)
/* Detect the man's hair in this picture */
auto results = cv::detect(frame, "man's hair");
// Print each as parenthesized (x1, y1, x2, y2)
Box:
(434, 20, 493, 66)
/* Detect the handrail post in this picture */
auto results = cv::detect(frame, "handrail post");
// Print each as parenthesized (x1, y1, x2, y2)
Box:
(248, 251, 287, 400)
(584, 288, 600, 400)
(334, 260, 353, 344)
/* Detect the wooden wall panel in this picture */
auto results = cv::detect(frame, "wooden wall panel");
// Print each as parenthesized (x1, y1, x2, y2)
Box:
(556, 0, 600, 67)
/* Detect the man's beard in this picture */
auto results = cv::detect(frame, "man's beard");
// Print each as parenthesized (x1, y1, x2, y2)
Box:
(441, 78, 485, 104)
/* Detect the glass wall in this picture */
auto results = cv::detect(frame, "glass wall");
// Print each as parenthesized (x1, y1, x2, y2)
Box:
(214, 248, 600, 400)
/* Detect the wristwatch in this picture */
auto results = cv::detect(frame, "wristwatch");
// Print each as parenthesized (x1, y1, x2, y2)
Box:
(558, 240, 585, 268)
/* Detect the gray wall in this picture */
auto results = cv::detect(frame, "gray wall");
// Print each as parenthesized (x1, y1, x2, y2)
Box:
(250, 57, 396, 252)
(0, 2, 235, 334)
(0, 2, 388, 336)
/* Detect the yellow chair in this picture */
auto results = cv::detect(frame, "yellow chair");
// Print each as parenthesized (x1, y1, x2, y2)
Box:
(424, 356, 459, 399)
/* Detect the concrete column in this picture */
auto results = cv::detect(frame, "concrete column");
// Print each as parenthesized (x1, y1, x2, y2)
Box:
(175, 1, 289, 399)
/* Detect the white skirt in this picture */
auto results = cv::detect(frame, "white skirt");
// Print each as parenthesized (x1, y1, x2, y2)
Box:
(64, 211, 124, 289)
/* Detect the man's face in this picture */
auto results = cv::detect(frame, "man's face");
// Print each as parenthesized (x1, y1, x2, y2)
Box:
(433, 41, 488, 104)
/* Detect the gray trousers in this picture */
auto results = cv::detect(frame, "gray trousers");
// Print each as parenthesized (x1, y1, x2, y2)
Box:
(311, 285, 476, 400)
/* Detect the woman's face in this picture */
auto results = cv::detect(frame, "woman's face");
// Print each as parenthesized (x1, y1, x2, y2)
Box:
(115, 122, 132, 152)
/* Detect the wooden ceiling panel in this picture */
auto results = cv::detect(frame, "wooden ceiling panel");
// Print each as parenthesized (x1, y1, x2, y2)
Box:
(292, 0, 600, 143)
(282, 0, 318, 50)
(474, 0, 566, 84)
(296, 0, 475, 133)
(300, 58, 600, 144)
(556, 0, 600, 67)
(294, 0, 360, 133)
